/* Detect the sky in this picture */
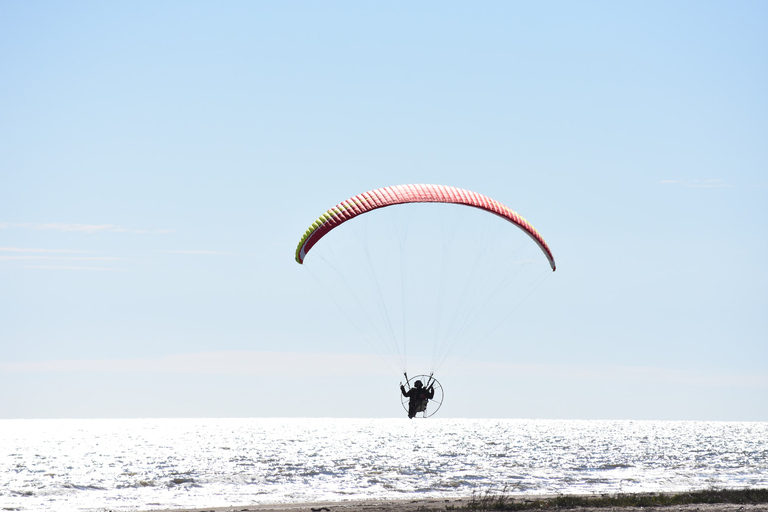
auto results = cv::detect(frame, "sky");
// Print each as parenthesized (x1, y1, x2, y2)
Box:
(1, 1, 766, 420)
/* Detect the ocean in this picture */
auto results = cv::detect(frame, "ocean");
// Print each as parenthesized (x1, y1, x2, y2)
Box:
(1, 418, 766, 512)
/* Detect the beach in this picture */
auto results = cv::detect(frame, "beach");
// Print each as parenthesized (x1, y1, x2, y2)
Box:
(135, 495, 768, 512)
(136, 497, 466, 512)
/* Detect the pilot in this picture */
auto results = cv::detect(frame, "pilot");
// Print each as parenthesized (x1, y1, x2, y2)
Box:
(400, 380, 435, 419)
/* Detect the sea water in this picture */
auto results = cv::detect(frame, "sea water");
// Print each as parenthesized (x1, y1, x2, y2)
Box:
(1, 418, 766, 512)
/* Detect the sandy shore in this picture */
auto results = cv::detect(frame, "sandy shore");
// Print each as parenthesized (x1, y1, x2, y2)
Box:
(136, 497, 469, 512)
(135, 496, 768, 512)
(137, 497, 467, 512)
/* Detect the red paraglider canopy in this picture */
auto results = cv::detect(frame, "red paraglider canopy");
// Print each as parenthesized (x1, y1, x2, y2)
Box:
(295, 184, 555, 271)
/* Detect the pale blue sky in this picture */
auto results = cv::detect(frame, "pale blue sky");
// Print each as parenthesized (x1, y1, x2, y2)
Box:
(1, 1, 766, 420)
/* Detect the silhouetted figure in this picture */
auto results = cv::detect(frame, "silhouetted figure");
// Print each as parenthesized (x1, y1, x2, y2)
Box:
(400, 380, 435, 419)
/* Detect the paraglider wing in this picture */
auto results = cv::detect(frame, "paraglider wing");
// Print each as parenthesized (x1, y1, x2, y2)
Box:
(295, 184, 556, 271)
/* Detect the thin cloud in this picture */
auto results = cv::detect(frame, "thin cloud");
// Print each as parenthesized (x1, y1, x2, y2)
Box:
(158, 250, 231, 255)
(464, 360, 767, 388)
(659, 179, 733, 188)
(688, 179, 733, 188)
(0, 256, 125, 261)
(0, 247, 93, 253)
(0, 247, 126, 268)
(0, 223, 173, 234)
(23, 265, 126, 271)
(0, 351, 391, 377)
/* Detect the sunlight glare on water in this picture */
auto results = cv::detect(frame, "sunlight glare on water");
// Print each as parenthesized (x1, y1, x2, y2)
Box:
(1, 418, 767, 512)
